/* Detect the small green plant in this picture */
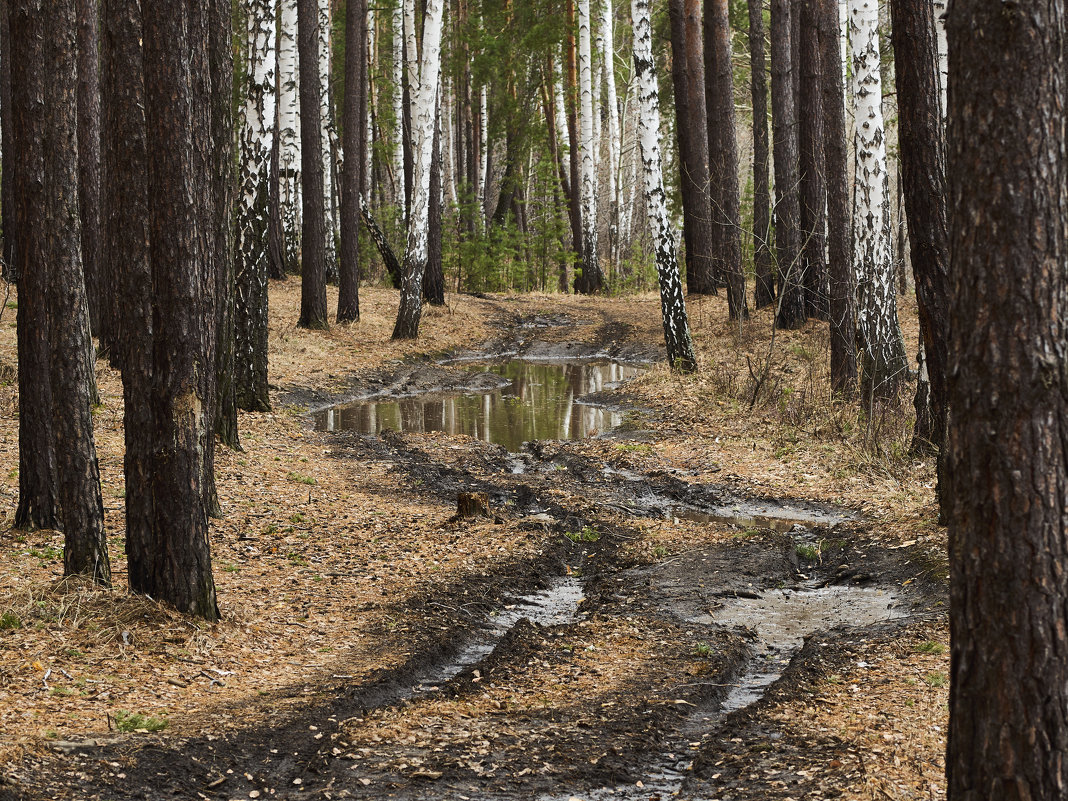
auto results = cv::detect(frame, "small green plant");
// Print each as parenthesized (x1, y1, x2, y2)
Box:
(114, 711, 168, 733)
(287, 472, 316, 485)
(565, 525, 600, 543)
(0, 611, 21, 630)
(925, 671, 948, 688)
(28, 545, 63, 561)
(795, 543, 821, 561)
(652, 544, 668, 559)
(290, 512, 307, 524)
(693, 642, 712, 658)
(915, 640, 946, 655)
(223, 563, 240, 573)
(287, 552, 308, 566)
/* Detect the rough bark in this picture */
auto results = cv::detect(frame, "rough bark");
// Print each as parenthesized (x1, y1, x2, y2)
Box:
(749, 0, 774, 309)
(945, 0, 1068, 795)
(77, 0, 105, 342)
(797, 0, 827, 320)
(889, 0, 948, 459)
(297, 0, 329, 330)
(817, 0, 856, 394)
(705, 0, 746, 319)
(770, 0, 805, 329)
(338, 0, 366, 323)
(139, 0, 220, 620)
(235, 0, 277, 410)
(632, 0, 697, 374)
(668, 0, 716, 296)
(12, 0, 110, 581)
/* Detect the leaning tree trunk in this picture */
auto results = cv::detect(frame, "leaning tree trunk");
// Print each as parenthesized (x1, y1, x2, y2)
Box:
(277, 0, 302, 273)
(850, 0, 907, 401)
(631, 0, 697, 374)
(391, 0, 445, 339)
(77, 0, 105, 343)
(817, 0, 856, 394)
(574, 0, 603, 294)
(235, 0, 277, 411)
(705, 0, 746, 319)
(12, 0, 110, 581)
(890, 0, 948, 461)
(668, 0, 716, 297)
(338, 0, 366, 323)
(770, 0, 806, 329)
(749, 0, 774, 309)
(945, 0, 1068, 795)
(797, 0, 828, 320)
(140, 0, 219, 620)
(296, 0, 328, 329)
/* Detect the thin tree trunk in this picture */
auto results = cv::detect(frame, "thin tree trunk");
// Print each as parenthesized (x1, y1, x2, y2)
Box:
(600, 0, 620, 265)
(12, 0, 110, 580)
(278, 0, 302, 273)
(574, 0, 603, 294)
(817, 0, 856, 394)
(749, 0, 774, 309)
(235, 0, 277, 411)
(797, 0, 827, 320)
(705, 0, 746, 318)
(0, 3, 14, 281)
(77, 0, 105, 343)
(318, 0, 337, 279)
(631, 0, 697, 374)
(392, 0, 404, 202)
(392, 0, 444, 339)
(338, 0, 366, 323)
(297, 0, 329, 329)
(564, 10, 585, 290)
(945, 0, 1068, 793)
(140, 0, 219, 620)
(770, 0, 805, 328)
(267, 80, 287, 281)
(424, 92, 445, 306)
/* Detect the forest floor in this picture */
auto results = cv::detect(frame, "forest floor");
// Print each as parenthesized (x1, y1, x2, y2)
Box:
(0, 279, 948, 801)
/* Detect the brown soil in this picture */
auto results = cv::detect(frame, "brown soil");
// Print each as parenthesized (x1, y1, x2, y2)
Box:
(0, 280, 947, 801)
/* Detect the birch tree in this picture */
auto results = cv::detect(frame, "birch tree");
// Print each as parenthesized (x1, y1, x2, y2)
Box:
(849, 0, 907, 400)
(631, 0, 697, 374)
(277, 0, 302, 271)
(574, 0, 604, 294)
(317, 0, 337, 274)
(235, 0, 276, 412)
(391, 0, 404, 199)
(599, 0, 620, 263)
(392, 0, 444, 339)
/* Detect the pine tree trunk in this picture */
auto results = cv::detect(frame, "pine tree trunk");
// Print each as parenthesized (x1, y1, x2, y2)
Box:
(11, 0, 110, 580)
(140, 0, 219, 620)
(631, 0, 697, 374)
(297, 0, 329, 329)
(705, 0, 746, 319)
(850, 0, 907, 401)
(749, 0, 774, 309)
(235, 0, 277, 410)
(77, 0, 105, 343)
(668, 0, 716, 297)
(945, 0, 1068, 793)
(797, 0, 828, 320)
(890, 0, 948, 459)
(338, 0, 366, 323)
(424, 95, 445, 306)
(770, 0, 805, 329)
(0, 3, 14, 281)
(391, 0, 444, 339)
(277, 0, 302, 272)
(817, 0, 856, 394)
(574, 0, 603, 294)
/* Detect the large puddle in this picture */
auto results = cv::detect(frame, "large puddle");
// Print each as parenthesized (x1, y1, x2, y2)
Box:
(315, 360, 645, 452)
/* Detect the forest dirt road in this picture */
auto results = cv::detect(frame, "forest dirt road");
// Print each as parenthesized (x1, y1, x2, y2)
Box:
(0, 281, 948, 800)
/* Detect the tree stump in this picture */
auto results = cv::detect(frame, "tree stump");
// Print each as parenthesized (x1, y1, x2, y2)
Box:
(456, 492, 491, 519)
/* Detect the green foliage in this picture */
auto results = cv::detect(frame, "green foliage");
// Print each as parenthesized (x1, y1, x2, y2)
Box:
(915, 640, 946, 655)
(565, 525, 600, 543)
(114, 711, 168, 733)
(287, 472, 316, 486)
(0, 611, 20, 630)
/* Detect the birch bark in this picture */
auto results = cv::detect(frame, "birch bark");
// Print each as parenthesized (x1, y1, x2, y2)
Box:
(600, 0, 620, 263)
(631, 0, 697, 374)
(277, 0, 302, 270)
(575, 0, 603, 293)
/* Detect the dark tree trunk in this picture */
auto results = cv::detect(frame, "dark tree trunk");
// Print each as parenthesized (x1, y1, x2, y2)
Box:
(668, 0, 716, 297)
(297, 0, 329, 330)
(817, 0, 856, 394)
(424, 105, 445, 305)
(77, 0, 105, 343)
(890, 0, 948, 463)
(267, 113, 287, 281)
(12, 0, 110, 581)
(102, 0, 154, 584)
(338, 0, 366, 323)
(564, 0, 585, 290)
(704, 0, 746, 318)
(0, 3, 14, 281)
(770, 0, 805, 329)
(140, 0, 220, 620)
(945, 0, 1068, 794)
(749, 0, 774, 309)
(11, 3, 59, 532)
(797, 0, 827, 320)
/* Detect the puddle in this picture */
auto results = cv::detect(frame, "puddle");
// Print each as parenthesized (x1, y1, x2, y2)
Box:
(315, 360, 645, 452)
(672, 501, 848, 532)
(408, 577, 585, 695)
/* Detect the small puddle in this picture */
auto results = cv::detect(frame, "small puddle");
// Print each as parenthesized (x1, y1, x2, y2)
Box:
(315, 360, 645, 452)
(672, 502, 848, 532)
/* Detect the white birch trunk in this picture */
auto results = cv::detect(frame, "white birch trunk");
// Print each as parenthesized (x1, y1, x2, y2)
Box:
(577, 0, 600, 287)
(366, 4, 376, 188)
(391, 0, 405, 198)
(479, 84, 489, 225)
(277, 0, 302, 265)
(849, 0, 907, 398)
(601, 0, 620, 263)
(404, 0, 418, 101)
(443, 75, 457, 206)
(933, 0, 948, 116)
(317, 0, 337, 267)
(393, 0, 445, 338)
(618, 83, 639, 255)
(630, 0, 696, 371)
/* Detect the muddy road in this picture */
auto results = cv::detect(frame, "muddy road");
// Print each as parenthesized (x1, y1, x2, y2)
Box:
(1, 304, 947, 801)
